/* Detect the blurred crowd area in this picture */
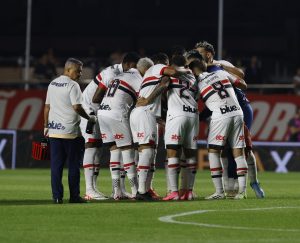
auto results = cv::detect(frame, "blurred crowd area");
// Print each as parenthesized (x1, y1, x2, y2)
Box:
(0, 46, 299, 94)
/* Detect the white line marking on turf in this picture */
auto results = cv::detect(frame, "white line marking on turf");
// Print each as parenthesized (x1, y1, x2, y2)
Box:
(158, 207, 300, 232)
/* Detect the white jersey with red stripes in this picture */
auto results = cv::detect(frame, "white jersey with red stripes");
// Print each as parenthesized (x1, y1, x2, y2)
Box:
(82, 80, 99, 114)
(98, 68, 142, 121)
(138, 63, 167, 117)
(95, 63, 123, 91)
(198, 70, 243, 121)
(167, 68, 199, 118)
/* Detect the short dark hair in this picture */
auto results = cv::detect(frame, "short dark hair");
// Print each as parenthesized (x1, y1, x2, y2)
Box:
(122, 52, 140, 64)
(189, 59, 206, 72)
(195, 41, 215, 56)
(171, 55, 186, 67)
(65, 58, 83, 67)
(186, 49, 203, 60)
(151, 52, 169, 65)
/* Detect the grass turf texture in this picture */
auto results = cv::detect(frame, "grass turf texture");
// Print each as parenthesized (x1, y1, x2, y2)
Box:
(0, 169, 299, 243)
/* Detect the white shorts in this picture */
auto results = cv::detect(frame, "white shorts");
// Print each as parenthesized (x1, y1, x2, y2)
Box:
(208, 115, 245, 149)
(164, 115, 199, 150)
(80, 117, 101, 143)
(98, 114, 133, 147)
(130, 108, 157, 145)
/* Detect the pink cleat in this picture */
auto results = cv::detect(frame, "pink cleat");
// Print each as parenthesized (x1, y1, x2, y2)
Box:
(180, 190, 195, 200)
(163, 191, 179, 201)
(148, 188, 160, 200)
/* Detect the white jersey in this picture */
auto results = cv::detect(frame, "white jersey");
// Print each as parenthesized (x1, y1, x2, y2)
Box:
(199, 70, 243, 121)
(45, 75, 82, 138)
(82, 80, 99, 114)
(138, 64, 167, 117)
(167, 68, 199, 118)
(96, 63, 123, 91)
(99, 68, 142, 120)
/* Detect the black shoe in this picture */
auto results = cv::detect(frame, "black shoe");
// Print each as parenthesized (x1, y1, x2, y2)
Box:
(53, 198, 63, 204)
(136, 192, 155, 201)
(69, 196, 87, 203)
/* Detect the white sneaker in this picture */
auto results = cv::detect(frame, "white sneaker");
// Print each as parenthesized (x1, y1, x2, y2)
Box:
(94, 188, 109, 200)
(205, 192, 225, 200)
(85, 190, 108, 201)
(234, 191, 247, 199)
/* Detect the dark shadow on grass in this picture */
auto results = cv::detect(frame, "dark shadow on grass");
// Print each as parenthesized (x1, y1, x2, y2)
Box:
(0, 199, 58, 206)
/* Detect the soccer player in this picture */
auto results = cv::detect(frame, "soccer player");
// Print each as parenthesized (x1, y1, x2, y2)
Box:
(162, 55, 199, 201)
(194, 41, 265, 198)
(189, 57, 248, 199)
(131, 53, 190, 200)
(92, 52, 140, 199)
(97, 57, 154, 200)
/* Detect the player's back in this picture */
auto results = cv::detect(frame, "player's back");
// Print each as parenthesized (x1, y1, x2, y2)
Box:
(199, 70, 243, 120)
(99, 68, 142, 120)
(167, 68, 199, 118)
(138, 63, 167, 117)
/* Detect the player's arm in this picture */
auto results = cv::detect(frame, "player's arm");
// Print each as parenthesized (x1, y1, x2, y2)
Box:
(214, 60, 244, 79)
(73, 104, 92, 121)
(136, 76, 171, 107)
(92, 86, 107, 103)
(227, 73, 247, 90)
(162, 66, 190, 78)
(44, 104, 50, 129)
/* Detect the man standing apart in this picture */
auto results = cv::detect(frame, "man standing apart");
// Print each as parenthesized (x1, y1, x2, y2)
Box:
(44, 58, 95, 204)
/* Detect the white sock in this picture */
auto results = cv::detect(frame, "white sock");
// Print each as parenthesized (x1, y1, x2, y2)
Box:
(93, 148, 101, 191)
(228, 178, 235, 191)
(208, 152, 224, 194)
(122, 149, 138, 195)
(134, 149, 139, 166)
(165, 158, 171, 192)
(235, 155, 248, 193)
(145, 149, 156, 191)
(247, 150, 258, 183)
(110, 149, 121, 192)
(83, 147, 97, 192)
(186, 157, 197, 191)
(168, 157, 180, 192)
(138, 148, 154, 194)
(221, 156, 229, 191)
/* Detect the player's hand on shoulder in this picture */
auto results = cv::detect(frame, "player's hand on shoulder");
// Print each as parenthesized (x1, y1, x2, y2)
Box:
(136, 97, 149, 107)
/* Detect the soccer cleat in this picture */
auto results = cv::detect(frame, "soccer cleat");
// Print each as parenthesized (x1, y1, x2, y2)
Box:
(250, 182, 265, 199)
(53, 198, 63, 204)
(84, 190, 109, 201)
(205, 192, 225, 200)
(148, 188, 160, 200)
(163, 191, 179, 201)
(136, 191, 155, 201)
(180, 190, 195, 200)
(234, 192, 247, 199)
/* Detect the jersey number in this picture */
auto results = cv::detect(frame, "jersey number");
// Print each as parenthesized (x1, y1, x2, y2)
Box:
(107, 79, 120, 97)
(179, 80, 190, 99)
(211, 81, 229, 99)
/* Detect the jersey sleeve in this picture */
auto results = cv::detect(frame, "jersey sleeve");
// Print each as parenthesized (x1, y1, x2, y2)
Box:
(152, 64, 167, 76)
(69, 83, 83, 105)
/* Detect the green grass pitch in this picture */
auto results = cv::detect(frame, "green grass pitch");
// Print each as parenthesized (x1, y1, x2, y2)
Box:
(0, 169, 299, 243)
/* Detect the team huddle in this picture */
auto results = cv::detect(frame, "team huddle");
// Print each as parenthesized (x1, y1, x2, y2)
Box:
(74, 41, 265, 201)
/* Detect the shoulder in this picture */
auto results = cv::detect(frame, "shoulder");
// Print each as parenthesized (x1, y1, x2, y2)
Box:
(214, 59, 235, 68)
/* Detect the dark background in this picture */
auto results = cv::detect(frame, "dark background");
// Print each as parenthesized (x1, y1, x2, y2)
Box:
(0, 0, 299, 78)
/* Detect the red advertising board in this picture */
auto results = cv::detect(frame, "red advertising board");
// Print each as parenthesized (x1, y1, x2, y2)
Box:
(0, 90, 46, 130)
(1, 90, 300, 141)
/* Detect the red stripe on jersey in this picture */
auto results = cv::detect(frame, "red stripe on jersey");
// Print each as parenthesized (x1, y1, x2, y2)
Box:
(83, 164, 94, 168)
(170, 78, 179, 84)
(210, 167, 223, 171)
(119, 80, 136, 94)
(98, 81, 107, 90)
(221, 79, 230, 85)
(97, 73, 102, 81)
(142, 76, 159, 84)
(234, 79, 241, 86)
(160, 66, 168, 75)
(201, 85, 213, 97)
(168, 164, 180, 168)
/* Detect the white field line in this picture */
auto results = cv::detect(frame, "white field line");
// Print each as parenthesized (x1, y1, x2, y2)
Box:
(158, 207, 300, 232)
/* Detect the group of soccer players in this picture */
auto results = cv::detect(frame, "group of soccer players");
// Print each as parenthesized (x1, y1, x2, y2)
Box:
(79, 40, 265, 201)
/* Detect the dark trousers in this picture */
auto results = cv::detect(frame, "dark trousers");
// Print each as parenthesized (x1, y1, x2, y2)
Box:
(49, 137, 84, 200)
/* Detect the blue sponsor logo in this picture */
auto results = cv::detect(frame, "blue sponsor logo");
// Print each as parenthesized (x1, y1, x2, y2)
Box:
(48, 121, 65, 130)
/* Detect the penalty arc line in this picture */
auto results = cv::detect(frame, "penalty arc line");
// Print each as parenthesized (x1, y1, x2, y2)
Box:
(158, 206, 300, 232)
